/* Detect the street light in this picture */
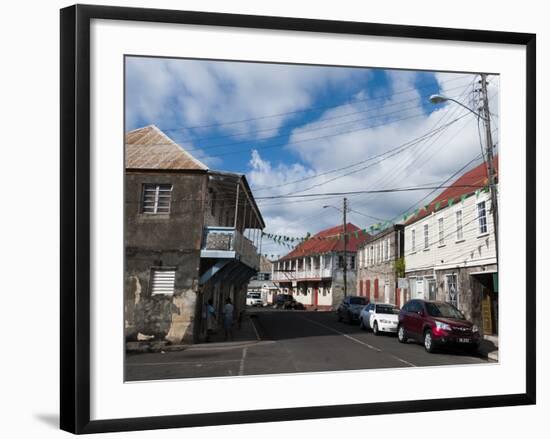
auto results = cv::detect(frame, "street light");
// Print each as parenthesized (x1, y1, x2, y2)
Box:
(323, 199, 349, 297)
(428, 94, 487, 120)
(429, 74, 498, 264)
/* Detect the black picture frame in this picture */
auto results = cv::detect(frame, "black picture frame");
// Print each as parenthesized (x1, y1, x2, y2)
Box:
(60, 4, 536, 434)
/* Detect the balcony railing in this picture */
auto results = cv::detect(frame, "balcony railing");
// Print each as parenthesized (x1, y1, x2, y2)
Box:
(272, 268, 332, 282)
(201, 226, 259, 270)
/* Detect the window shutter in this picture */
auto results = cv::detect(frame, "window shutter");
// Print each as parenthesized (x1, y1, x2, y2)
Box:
(151, 268, 176, 295)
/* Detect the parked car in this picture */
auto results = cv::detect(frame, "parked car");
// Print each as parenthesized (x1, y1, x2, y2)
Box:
(246, 292, 264, 307)
(336, 296, 368, 323)
(359, 302, 400, 335)
(274, 294, 305, 310)
(397, 299, 480, 353)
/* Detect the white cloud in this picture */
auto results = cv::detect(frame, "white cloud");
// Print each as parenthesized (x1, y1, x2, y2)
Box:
(248, 71, 498, 256)
(126, 57, 361, 140)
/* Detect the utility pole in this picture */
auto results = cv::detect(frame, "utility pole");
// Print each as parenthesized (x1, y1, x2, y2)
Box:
(480, 74, 499, 263)
(343, 197, 348, 297)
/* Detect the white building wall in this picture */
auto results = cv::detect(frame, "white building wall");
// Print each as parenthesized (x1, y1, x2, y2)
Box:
(405, 191, 496, 274)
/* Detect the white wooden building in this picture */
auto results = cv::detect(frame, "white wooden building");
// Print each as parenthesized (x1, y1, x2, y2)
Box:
(404, 158, 498, 336)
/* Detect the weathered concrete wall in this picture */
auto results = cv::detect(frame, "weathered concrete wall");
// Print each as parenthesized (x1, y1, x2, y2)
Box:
(125, 171, 207, 251)
(125, 248, 201, 344)
(125, 171, 207, 345)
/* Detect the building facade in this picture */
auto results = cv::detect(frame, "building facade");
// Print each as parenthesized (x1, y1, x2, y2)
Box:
(272, 224, 370, 309)
(247, 256, 279, 304)
(125, 125, 265, 346)
(404, 159, 498, 336)
(356, 225, 405, 306)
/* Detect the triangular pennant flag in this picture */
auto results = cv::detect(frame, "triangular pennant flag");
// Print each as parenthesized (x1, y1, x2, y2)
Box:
(475, 189, 480, 198)
(403, 213, 408, 222)
(448, 198, 454, 207)
(460, 194, 467, 203)
(435, 201, 441, 211)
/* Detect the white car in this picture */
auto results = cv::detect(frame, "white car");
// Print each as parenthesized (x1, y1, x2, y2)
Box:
(246, 292, 264, 307)
(359, 302, 400, 335)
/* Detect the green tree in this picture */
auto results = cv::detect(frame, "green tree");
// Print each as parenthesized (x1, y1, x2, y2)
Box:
(394, 257, 405, 278)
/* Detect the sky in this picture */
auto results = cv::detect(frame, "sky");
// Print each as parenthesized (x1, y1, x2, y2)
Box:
(125, 56, 499, 259)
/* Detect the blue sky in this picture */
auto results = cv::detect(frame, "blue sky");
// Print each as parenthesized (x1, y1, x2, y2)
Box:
(125, 56, 498, 258)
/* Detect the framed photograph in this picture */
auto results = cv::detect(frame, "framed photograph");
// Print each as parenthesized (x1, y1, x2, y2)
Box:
(60, 4, 536, 434)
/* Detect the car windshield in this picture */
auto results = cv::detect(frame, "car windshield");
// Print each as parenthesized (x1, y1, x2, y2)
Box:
(349, 297, 367, 305)
(425, 302, 465, 319)
(376, 305, 399, 315)
(248, 293, 260, 299)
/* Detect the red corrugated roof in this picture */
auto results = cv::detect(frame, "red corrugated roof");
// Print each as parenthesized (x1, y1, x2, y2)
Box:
(280, 223, 370, 260)
(406, 156, 498, 225)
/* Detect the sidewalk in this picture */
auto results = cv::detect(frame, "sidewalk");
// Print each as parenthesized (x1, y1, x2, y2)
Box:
(478, 335, 498, 361)
(198, 312, 262, 347)
(126, 312, 261, 353)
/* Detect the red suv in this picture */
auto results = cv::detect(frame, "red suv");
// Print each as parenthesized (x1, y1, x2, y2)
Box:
(397, 299, 480, 353)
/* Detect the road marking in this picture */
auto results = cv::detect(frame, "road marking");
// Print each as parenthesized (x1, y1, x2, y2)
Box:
(249, 316, 261, 341)
(299, 315, 417, 367)
(126, 359, 242, 367)
(298, 316, 381, 352)
(392, 356, 416, 367)
(238, 347, 248, 376)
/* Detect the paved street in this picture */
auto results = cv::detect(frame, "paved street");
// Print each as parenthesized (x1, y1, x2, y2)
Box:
(125, 309, 490, 382)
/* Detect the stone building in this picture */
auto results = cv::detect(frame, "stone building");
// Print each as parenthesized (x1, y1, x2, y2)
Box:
(272, 224, 370, 309)
(356, 225, 405, 306)
(124, 125, 265, 346)
(404, 158, 498, 336)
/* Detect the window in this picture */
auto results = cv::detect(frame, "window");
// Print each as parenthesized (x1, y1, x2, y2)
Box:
(438, 217, 445, 245)
(150, 267, 176, 295)
(423, 223, 429, 249)
(338, 255, 345, 268)
(477, 201, 488, 234)
(456, 210, 464, 241)
(141, 183, 172, 214)
(386, 238, 391, 260)
(411, 229, 416, 252)
(350, 256, 355, 270)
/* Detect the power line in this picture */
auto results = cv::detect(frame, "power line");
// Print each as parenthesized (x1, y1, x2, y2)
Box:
(161, 83, 474, 146)
(254, 113, 468, 195)
(255, 183, 488, 200)
(347, 79, 477, 210)
(157, 74, 475, 132)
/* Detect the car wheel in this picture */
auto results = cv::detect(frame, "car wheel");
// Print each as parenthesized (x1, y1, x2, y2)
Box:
(373, 321, 380, 335)
(348, 312, 354, 324)
(397, 325, 407, 343)
(337, 312, 342, 322)
(424, 330, 436, 353)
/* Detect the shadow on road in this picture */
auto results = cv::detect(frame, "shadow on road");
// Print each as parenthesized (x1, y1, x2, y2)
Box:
(249, 309, 490, 360)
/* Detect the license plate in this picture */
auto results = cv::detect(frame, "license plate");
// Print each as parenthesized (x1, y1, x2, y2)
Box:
(458, 338, 471, 343)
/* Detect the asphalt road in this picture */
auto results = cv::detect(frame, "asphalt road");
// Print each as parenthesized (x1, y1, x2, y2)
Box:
(125, 309, 489, 382)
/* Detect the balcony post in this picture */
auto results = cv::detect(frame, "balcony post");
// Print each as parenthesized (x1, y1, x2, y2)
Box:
(233, 183, 240, 229)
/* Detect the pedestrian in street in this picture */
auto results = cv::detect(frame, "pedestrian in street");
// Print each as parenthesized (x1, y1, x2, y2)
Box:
(223, 297, 234, 341)
(205, 299, 217, 342)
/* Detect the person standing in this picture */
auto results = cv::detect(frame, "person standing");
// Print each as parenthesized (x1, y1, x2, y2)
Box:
(205, 299, 216, 342)
(223, 297, 234, 341)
